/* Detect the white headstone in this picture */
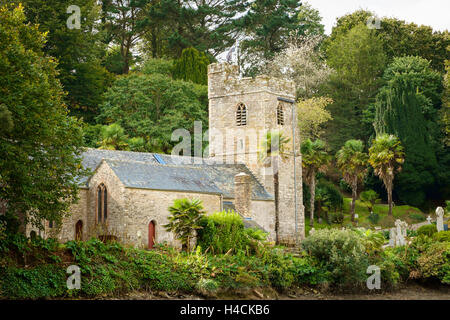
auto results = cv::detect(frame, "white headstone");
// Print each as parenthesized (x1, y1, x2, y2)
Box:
(426, 215, 432, 224)
(394, 219, 406, 246)
(309, 228, 315, 235)
(401, 221, 408, 238)
(389, 228, 396, 247)
(436, 207, 444, 232)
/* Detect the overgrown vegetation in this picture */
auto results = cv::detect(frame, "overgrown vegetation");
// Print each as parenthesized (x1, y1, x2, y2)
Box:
(197, 210, 268, 255)
(1, 226, 448, 299)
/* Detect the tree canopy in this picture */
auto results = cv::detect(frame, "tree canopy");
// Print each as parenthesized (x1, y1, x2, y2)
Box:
(373, 56, 442, 206)
(173, 47, 210, 85)
(98, 72, 208, 153)
(15, 0, 112, 123)
(326, 9, 450, 72)
(323, 23, 386, 151)
(0, 4, 87, 229)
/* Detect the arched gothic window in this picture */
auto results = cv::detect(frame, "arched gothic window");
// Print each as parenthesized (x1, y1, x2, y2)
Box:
(97, 184, 107, 223)
(236, 103, 247, 126)
(277, 103, 284, 125)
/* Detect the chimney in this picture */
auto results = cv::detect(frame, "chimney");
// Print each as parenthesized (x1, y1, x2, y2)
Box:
(234, 172, 252, 218)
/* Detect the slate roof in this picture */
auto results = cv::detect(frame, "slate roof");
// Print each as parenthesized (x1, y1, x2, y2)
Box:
(106, 159, 223, 195)
(79, 148, 273, 201)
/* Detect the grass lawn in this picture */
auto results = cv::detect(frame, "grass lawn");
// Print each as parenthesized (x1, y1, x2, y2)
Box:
(305, 198, 426, 235)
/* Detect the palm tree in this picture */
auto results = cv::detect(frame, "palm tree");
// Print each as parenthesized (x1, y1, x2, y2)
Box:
(368, 134, 405, 216)
(98, 123, 129, 150)
(259, 130, 290, 244)
(314, 185, 332, 224)
(359, 190, 380, 214)
(336, 140, 369, 222)
(128, 136, 146, 152)
(301, 139, 330, 227)
(163, 198, 206, 252)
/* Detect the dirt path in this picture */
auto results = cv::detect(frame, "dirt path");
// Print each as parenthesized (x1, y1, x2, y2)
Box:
(283, 284, 450, 300)
(102, 283, 449, 300)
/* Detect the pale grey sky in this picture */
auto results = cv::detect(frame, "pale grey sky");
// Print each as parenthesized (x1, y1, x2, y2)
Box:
(306, 0, 450, 34)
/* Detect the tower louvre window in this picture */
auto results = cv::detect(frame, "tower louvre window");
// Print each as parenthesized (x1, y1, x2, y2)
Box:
(236, 103, 247, 126)
(277, 104, 284, 125)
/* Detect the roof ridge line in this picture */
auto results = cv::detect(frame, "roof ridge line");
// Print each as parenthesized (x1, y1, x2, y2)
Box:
(104, 158, 212, 170)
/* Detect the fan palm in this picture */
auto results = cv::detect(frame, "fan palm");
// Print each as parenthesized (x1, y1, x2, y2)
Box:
(301, 139, 330, 227)
(164, 198, 206, 252)
(368, 134, 405, 216)
(336, 140, 369, 222)
(98, 123, 129, 150)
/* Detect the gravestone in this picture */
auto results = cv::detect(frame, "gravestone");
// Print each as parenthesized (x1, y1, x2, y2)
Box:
(389, 228, 396, 247)
(426, 215, 432, 224)
(436, 207, 444, 232)
(401, 221, 408, 238)
(394, 219, 406, 246)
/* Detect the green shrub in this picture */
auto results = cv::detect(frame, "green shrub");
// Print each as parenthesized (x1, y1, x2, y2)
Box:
(244, 227, 268, 241)
(407, 229, 418, 237)
(134, 250, 195, 292)
(433, 231, 450, 243)
(409, 213, 426, 222)
(197, 210, 244, 254)
(197, 210, 266, 255)
(360, 189, 380, 213)
(64, 239, 141, 296)
(417, 224, 437, 237)
(204, 251, 268, 289)
(317, 179, 344, 211)
(196, 278, 218, 295)
(330, 212, 344, 224)
(0, 264, 66, 299)
(417, 242, 450, 284)
(261, 249, 296, 290)
(301, 228, 369, 288)
(292, 256, 330, 285)
(368, 212, 380, 224)
(354, 228, 386, 255)
(376, 248, 404, 287)
(411, 234, 434, 253)
(0, 220, 6, 242)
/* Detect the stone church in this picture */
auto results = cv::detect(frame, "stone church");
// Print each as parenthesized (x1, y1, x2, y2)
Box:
(27, 62, 305, 248)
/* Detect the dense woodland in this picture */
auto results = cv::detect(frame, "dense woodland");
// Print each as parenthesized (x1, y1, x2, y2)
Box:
(0, 0, 449, 229)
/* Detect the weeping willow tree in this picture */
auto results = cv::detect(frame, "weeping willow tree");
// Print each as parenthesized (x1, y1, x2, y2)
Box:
(373, 57, 439, 207)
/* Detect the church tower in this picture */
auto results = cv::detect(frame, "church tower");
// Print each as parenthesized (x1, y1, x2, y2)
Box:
(207, 62, 305, 243)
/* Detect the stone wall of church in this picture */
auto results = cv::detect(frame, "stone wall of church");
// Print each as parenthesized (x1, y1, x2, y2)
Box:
(56, 188, 89, 242)
(277, 155, 304, 245)
(121, 189, 222, 249)
(25, 188, 89, 242)
(85, 161, 128, 242)
(249, 199, 276, 241)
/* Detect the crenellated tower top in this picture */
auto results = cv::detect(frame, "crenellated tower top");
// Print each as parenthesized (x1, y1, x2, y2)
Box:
(207, 62, 295, 100)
